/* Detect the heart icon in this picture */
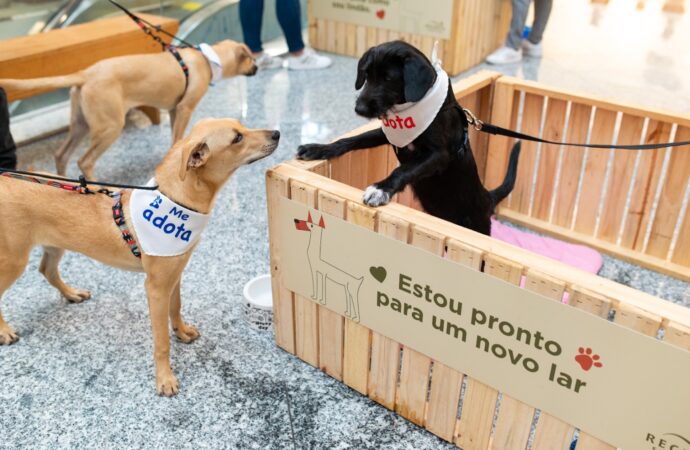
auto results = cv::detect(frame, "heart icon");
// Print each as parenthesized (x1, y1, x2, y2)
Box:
(376, 9, 385, 20)
(369, 266, 387, 283)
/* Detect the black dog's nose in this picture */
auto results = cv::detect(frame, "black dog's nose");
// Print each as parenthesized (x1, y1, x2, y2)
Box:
(271, 130, 280, 141)
(354, 102, 369, 117)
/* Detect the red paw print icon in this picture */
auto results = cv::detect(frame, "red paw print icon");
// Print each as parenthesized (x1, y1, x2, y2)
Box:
(575, 347, 603, 371)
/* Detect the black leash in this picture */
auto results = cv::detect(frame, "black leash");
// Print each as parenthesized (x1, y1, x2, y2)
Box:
(107, 0, 196, 49)
(462, 108, 690, 150)
(0, 168, 159, 192)
(108, 0, 194, 85)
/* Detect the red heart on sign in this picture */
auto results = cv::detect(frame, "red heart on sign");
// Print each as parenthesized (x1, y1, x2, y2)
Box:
(376, 9, 385, 19)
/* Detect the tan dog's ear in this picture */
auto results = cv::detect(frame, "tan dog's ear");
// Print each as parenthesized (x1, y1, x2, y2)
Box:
(179, 141, 210, 181)
(236, 43, 253, 60)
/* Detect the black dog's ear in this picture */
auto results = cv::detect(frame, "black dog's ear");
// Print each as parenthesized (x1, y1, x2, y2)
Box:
(355, 49, 373, 90)
(403, 56, 436, 102)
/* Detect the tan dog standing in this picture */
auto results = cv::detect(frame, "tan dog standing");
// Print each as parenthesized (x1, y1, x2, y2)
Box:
(0, 40, 257, 178)
(0, 118, 279, 396)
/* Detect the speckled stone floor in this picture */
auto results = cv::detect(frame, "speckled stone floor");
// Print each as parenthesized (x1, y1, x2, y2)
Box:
(1, 0, 689, 448)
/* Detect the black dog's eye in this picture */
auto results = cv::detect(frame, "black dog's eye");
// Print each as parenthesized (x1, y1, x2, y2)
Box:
(232, 133, 243, 144)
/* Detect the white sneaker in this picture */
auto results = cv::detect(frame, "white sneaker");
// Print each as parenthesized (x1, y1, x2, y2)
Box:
(522, 39, 543, 57)
(486, 46, 522, 64)
(255, 53, 284, 70)
(286, 48, 332, 71)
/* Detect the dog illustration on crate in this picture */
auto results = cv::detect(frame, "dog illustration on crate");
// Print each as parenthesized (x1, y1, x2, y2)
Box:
(294, 212, 364, 322)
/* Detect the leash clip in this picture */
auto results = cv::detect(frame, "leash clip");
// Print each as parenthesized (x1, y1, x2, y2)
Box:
(463, 108, 483, 131)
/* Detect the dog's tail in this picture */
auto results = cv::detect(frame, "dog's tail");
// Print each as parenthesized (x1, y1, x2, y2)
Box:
(0, 73, 86, 94)
(488, 142, 521, 209)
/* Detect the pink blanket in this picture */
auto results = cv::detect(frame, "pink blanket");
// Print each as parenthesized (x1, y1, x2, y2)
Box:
(490, 218, 603, 274)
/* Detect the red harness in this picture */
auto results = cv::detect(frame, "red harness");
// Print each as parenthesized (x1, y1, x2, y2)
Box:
(0, 172, 141, 258)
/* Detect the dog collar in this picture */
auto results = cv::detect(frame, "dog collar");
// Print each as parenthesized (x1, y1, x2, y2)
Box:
(380, 43, 449, 148)
(198, 43, 223, 85)
(129, 179, 211, 257)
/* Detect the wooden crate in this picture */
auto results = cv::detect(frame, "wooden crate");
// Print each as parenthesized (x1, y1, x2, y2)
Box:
(483, 75, 690, 282)
(307, 0, 511, 76)
(266, 71, 690, 449)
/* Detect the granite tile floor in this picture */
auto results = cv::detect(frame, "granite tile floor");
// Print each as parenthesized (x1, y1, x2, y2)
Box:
(1, 0, 689, 448)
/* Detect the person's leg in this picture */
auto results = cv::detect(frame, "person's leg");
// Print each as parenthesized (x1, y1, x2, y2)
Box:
(506, 0, 531, 49)
(527, 0, 553, 44)
(275, 0, 305, 54)
(239, 0, 265, 54)
(0, 88, 17, 170)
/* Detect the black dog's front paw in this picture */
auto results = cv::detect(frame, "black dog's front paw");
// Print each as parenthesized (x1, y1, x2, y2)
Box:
(296, 143, 334, 161)
(362, 185, 393, 207)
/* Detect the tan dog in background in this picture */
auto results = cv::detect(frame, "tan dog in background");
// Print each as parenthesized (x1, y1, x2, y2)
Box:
(0, 118, 279, 396)
(0, 40, 257, 178)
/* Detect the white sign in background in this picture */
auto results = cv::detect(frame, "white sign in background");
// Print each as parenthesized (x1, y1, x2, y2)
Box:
(278, 197, 690, 450)
(311, 0, 454, 40)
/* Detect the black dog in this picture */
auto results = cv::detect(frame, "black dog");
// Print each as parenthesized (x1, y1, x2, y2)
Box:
(297, 41, 520, 235)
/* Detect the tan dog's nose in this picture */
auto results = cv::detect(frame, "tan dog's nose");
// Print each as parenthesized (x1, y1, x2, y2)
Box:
(271, 130, 280, 141)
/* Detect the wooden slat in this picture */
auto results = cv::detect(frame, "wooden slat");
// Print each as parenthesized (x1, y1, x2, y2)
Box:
(634, 121, 672, 252)
(614, 304, 662, 337)
(316, 191, 347, 380)
(671, 184, 690, 265)
(330, 153, 352, 185)
(349, 148, 370, 191)
(457, 253, 522, 449)
(290, 180, 320, 367)
(0, 14, 179, 101)
(509, 93, 544, 213)
(343, 202, 376, 394)
(551, 104, 592, 229)
(335, 21, 347, 55)
(573, 108, 618, 235)
(356, 25, 367, 56)
(366, 145, 391, 188)
(645, 125, 690, 259)
(325, 20, 337, 53)
(569, 287, 613, 318)
(266, 170, 295, 353)
(368, 213, 407, 409)
(525, 271, 576, 450)
(596, 114, 644, 243)
(425, 362, 464, 442)
(395, 225, 443, 426)
(532, 98, 568, 221)
(621, 120, 671, 249)
(485, 79, 518, 190)
(481, 255, 534, 450)
(345, 23, 357, 57)
(663, 322, 690, 351)
(425, 241, 481, 442)
(569, 287, 617, 450)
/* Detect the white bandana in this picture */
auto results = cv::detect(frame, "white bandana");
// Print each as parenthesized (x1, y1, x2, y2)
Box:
(198, 43, 223, 84)
(380, 42, 449, 148)
(129, 180, 211, 257)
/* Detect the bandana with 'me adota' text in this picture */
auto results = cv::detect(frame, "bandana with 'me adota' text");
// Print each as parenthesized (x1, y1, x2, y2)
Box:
(380, 43, 449, 148)
(129, 179, 211, 257)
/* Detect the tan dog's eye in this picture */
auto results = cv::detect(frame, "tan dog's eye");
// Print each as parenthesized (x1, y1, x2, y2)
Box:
(232, 133, 243, 144)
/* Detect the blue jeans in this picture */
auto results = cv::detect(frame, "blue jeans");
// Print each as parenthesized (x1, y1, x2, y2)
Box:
(506, 0, 553, 49)
(239, 0, 305, 53)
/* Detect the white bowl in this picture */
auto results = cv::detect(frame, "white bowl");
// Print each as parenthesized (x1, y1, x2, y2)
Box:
(243, 274, 273, 330)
